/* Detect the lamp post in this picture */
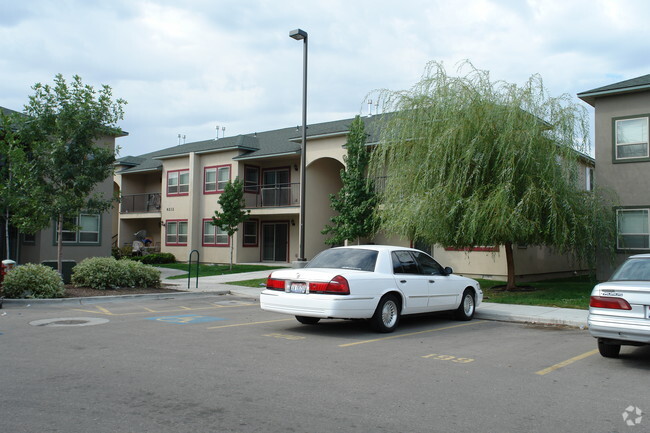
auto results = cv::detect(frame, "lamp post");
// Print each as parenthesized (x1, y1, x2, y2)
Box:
(290, 28, 308, 263)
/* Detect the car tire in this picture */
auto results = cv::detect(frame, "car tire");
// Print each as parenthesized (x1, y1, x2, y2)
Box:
(597, 339, 621, 358)
(371, 294, 401, 333)
(295, 316, 320, 325)
(454, 289, 475, 321)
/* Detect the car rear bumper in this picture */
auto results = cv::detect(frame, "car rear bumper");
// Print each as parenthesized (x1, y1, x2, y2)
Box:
(260, 290, 377, 319)
(588, 314, 650, 344)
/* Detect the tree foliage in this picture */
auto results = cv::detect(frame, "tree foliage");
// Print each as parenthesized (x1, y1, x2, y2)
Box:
(212, 178, 250, 270)
(369, 61, 615, 289)
(322, 115, 378, 245)
(10, 74, 126, 270)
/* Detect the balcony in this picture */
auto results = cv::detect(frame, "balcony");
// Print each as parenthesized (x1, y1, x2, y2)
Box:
(120, 193, 161, 214)
(244, 183, 300, 208)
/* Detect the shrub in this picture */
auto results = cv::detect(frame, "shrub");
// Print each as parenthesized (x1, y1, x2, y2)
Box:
(2, 264, 65, 299)
(71, 257, 161, 290)
(112, 246, 133, 260)
(140, 252, 176, 264)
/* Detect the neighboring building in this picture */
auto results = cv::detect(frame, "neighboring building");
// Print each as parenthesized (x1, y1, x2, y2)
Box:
(0, 105, 124, 266)
(578, 74, 650, 280)
(116, 115, 593, 282)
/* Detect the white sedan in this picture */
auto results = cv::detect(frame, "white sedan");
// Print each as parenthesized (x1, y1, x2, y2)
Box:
(260, 245, 482, 332)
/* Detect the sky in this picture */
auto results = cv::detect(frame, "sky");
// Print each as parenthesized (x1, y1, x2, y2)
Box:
(1, 0, 649, 158)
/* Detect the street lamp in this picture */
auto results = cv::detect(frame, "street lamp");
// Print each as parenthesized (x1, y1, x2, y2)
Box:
(290, 28, 308, 263)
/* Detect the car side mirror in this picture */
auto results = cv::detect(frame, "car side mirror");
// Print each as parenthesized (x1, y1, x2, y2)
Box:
(444, 267, 453, 276)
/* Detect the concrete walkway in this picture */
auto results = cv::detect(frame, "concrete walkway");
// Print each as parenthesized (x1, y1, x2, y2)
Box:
(3, 268, 590, 329)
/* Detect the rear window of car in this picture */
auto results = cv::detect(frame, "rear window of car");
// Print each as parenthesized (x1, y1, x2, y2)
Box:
(611, 258, 650, 281)
(306, 248, 378, 272)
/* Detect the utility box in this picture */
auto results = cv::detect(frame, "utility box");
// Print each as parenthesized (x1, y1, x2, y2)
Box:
(41, 260, 76, 284)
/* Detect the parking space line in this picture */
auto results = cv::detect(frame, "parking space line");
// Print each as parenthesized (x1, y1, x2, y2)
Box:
(535, 349, 599, 376)
(72, 303, 256, 316)
(207, 318, 294, 329)
(338, 321, 486, 347)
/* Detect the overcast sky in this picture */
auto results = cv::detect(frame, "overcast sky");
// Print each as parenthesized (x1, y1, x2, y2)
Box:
(1, 0, 648, 157)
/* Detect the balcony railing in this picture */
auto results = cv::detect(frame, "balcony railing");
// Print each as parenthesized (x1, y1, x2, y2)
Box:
(244, 183, 300, 208)
(120, 193, 162, 213)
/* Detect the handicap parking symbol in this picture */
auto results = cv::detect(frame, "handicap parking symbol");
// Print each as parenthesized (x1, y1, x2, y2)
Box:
(147, 314, 226, 325)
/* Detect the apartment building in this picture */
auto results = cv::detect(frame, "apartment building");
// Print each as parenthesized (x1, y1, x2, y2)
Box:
(116, 115, 594, 282)
(578, 74, 650, 279)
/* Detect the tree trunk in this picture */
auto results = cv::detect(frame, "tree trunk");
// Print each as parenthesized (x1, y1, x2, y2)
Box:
(5, 207, 10, 260)
(505, 241, 516, 290)
(229, 242, 233, 271)
(57, 214, 64, 276)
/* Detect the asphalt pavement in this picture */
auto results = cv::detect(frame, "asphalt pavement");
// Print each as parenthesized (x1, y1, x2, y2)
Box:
(3, 267, 590, 329)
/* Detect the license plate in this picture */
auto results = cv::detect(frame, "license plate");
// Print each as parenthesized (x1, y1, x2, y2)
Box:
(288, 283, 307, 294)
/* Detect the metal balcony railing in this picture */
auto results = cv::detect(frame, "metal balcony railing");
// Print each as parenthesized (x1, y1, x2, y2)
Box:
(244, 183, 300, 208)
(120, 193, 162, 213)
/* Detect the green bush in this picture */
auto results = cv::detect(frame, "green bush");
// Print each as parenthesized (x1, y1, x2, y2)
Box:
(112, 246, 133, 260)
(2, 264, 65, 299)
(71, 257, 161, 290)
(138, 252, 176, 264)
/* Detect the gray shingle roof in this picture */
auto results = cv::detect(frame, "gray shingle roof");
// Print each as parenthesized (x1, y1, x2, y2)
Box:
(578, 74, 650, 106)
(117, 114, 386, 173)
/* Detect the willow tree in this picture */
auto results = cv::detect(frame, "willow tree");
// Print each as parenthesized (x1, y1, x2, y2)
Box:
(369, 61, 615, 289)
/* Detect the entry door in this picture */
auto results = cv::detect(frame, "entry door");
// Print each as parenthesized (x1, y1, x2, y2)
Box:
(262, 222, 289, 262)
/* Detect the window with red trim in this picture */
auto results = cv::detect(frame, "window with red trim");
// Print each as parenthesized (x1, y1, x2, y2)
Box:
(166, 220, 188, 245)
(167, 170, 190, 196)
(203, 219, 229, 246)
(204, 165, 231, 194)
(243, 220, 258, 246)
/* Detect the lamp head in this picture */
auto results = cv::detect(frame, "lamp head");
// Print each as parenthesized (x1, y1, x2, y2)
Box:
(289, 29, 307, 40)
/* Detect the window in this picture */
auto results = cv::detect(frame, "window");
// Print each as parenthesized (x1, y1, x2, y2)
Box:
(392, 251, 419, 274)
(56, 214, 101, 245)
(167, 170, 190, 196)
(243, 220, 258, 246)
(203, 219, 229, 246)
(22, 233, 36, 245)
(615, 116, 649, 160)
(617, 209, 649, 250)
(244, 166, 260, 193)
(204, 165, 231, 194)
(585, 166, 594, 191)
(166, 220, 188, 246)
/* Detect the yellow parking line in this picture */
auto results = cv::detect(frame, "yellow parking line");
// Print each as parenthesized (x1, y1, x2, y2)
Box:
(338, 321, 486, 347)
(207, 318, 294, 329)
(535, 349, 599, 376)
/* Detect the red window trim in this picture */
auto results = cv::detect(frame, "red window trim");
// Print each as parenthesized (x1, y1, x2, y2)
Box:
(244, 165, 260, 193)
(204, 164, 231, 195)
(444, 246, 500, 252)
(243, 219, 259, 247)
(165, 219, 188, 246)
(167, 169, 190, 197)
(202, 218, 230, 247)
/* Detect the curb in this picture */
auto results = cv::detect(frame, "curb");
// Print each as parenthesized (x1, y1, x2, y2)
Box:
(2, 290, 230, 306)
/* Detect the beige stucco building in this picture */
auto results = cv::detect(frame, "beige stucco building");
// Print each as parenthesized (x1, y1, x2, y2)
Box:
(115, 115, 593, 282)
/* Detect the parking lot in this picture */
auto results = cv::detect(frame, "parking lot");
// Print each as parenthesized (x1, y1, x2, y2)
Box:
(2, 293, 649, 433)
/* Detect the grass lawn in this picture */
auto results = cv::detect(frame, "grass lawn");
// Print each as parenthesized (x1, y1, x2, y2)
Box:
(225, 275, 599, 310)
(478, 276, 598, 310)
(157, 263, 282, 279)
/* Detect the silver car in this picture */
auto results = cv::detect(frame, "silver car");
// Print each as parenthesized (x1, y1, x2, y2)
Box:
(588, 254, 650, 358)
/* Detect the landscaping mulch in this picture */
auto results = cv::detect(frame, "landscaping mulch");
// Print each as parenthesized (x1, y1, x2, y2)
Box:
(63, 285, 184, 298)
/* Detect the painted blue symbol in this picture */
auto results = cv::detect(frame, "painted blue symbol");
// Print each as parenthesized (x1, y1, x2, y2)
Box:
(147, 314, 226, 325)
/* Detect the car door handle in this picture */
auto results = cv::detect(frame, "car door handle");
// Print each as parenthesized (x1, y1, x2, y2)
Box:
(429, 280, 435, 283)
(400, 280, 407, 283)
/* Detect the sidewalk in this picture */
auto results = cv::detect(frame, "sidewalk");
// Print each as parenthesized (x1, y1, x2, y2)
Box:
(3, 269, 589, 329)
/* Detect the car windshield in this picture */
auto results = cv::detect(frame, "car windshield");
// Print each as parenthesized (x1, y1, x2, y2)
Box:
(306, 248, 378, 272)
(611, 258, 650, 281)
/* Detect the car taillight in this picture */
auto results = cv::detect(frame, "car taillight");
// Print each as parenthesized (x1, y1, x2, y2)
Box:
(266, 276, 286, 291)
(590, 296, 632, 310)
(309, 275, 350, 295)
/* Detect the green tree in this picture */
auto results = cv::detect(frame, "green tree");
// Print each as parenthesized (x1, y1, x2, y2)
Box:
(212, 178, 250, 270)
(12, 74, 126, 273)
(369, 61, 615, 290)
(322, 115, 378, 245)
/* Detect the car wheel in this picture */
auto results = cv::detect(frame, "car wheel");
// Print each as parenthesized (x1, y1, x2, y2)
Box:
(295, 316, 320, 325)
(371, 294, 400, 333)
(454, 289, 475, 321)
(597, 339, 621, 358)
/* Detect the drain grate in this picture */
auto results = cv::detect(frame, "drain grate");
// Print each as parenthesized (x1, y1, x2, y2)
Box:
(29, 317, 110, 327)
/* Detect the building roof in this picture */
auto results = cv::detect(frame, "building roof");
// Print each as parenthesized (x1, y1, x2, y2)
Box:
(116, 115, 385, 174)
(578, 74, 650, 106)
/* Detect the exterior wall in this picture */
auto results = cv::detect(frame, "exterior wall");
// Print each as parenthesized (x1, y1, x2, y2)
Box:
(592, 90, 650, 279)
